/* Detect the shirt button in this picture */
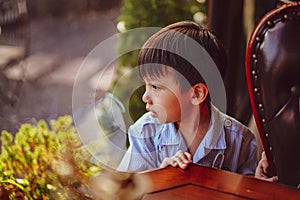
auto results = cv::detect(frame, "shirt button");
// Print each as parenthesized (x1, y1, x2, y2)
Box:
(225, 119, 232, 127)
(158, 146, 164, 151)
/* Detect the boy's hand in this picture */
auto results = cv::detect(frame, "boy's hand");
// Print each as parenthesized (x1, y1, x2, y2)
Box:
(255, 151, 278, 182)
(160, 150, 193, 169)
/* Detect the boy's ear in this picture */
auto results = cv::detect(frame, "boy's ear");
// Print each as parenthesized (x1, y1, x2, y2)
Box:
(190, 83, 209, 105)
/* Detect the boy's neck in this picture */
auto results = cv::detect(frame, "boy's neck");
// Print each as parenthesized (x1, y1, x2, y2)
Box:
(176, 104, 211, 155)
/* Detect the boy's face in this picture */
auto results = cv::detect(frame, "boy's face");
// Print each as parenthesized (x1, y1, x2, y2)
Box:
(142, 69, 193, 124)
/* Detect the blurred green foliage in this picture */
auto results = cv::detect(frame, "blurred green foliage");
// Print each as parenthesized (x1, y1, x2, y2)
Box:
(114, 0, 206, 126)
(0, 116, 101, 199)
(117, 0, 205, 68)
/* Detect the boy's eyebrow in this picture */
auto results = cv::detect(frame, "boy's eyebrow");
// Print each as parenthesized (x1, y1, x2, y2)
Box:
(142, 77, 165, 85)
(142, 76, 160, 83)
(143, 79, 160, 85)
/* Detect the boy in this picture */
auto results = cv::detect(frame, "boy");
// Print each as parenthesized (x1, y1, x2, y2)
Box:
(117, 21, 257, 175)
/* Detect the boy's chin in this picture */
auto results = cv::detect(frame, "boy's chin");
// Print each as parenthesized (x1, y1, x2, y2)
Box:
(156, 117, 169, 124)
(150, 113, 167, 124)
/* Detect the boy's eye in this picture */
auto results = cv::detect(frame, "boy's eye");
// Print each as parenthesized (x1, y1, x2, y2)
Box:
(152, 85, 160, 90)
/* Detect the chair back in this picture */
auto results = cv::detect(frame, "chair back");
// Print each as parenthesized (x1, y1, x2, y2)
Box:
(246, 2, 300, 187)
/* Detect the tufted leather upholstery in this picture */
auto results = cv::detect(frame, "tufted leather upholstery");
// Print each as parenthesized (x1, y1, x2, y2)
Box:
(246, 2, 300, 187)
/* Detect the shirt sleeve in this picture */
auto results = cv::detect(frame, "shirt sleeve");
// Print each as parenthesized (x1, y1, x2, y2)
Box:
(117, 122, 158, 172)
(237, 129, 258, 175)
(222, 117, 258, 175)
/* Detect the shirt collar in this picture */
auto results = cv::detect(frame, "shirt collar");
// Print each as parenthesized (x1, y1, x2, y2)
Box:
(204, 104, 226, 149)
(193, 104, 226, 162)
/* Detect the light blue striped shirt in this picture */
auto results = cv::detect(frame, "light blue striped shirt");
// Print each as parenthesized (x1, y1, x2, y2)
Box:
(118, 105, 257, 175)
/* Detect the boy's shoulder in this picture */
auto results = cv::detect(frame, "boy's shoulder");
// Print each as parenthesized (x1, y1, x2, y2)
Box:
(129, 112, 163, 137)
(212, 105, 253, 138)
(219, 112, 254, 140)
(225, 114, 250, 131)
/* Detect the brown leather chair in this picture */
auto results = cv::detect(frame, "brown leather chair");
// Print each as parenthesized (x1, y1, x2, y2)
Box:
(246, 2, 300, 187)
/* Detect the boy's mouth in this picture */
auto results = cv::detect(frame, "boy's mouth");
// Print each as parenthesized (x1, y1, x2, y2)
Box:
(146, 105, 158, 118)
(150, 110, 158, 118)
(146, 106, 158, 118)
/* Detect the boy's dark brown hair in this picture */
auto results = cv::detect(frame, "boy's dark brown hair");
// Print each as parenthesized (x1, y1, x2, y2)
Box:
(138, 21, 227, 94)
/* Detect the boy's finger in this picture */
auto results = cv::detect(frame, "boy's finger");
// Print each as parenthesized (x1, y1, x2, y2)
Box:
(183, 152, 193, 162)
(160, 158, 176, 168)
(178, 155, 190, 164)
(170, 161, 179, 167)
(168, 158, 179, 167)
(268, 176, 278, 182)
(178, 160, 190, 169)
(176, 151, 192, 163)
(173, 156, 191, 169)
(261, 151, 267, 160)
(261, 160, 269, 174)
(173, 155, 185, 165)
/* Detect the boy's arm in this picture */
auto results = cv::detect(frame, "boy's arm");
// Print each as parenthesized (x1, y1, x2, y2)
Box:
(117, 125, 157, 172)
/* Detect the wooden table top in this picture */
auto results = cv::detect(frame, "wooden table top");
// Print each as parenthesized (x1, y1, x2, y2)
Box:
(137, 163, 300, 200)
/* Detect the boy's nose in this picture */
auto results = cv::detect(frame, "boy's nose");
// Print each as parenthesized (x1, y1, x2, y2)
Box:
(142, 89, 150, 103)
